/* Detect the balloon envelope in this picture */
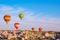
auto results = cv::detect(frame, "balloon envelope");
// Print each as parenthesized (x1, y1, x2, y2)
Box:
(32, 27, 34, 31)
(4, 14, 11, 24)
(39, 27, 42, 31)
(19, 13, 24, 20)
(14, 23, 20, 29)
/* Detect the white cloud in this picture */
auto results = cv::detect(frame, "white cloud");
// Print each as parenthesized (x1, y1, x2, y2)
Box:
(0, 5, 60, 31)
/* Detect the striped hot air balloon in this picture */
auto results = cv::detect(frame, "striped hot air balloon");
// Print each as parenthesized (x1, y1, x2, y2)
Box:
(4, 14, 11, 24)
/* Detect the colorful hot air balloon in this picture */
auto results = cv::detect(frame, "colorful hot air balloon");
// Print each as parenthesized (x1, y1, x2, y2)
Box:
(4, 14, 11, 24)
(19, 13, 24, 20)
(32, 27, 34, 31)
(38, 27, 43, 32)
(14, 23, 20, 29)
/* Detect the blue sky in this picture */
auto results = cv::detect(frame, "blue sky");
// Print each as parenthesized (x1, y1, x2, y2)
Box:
(0, 0, 60, 31)
(0, 0, 60, 18)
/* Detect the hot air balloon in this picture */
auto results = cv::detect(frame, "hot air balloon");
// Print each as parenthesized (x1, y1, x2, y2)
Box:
(38, 27, 42, 32)
(14, 23, 20, 29)
(32, 27, 34, 31)
(4, 14, 11, 24)
(19, 13, 24, 20)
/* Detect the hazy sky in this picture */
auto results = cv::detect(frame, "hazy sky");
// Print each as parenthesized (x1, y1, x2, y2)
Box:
(0, 0, 60, 31)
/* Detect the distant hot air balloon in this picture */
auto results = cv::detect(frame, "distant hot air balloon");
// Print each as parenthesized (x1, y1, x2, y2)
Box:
(14, 23, 20, 29)
(19, 13, 24, 20)
(4, 14, 11, 24)
(38, 27, 43, 32)
(32, 27, 34, 31)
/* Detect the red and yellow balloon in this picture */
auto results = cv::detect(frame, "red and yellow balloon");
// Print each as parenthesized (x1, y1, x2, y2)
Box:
(4, 14, 11, 24)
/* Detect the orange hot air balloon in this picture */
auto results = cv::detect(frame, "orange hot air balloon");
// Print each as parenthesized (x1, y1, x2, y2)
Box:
(39, 27, 43, 32)
(4, 14, 11, 24)
(32, 27, 34, 31)
(14, 23, 20, 29)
